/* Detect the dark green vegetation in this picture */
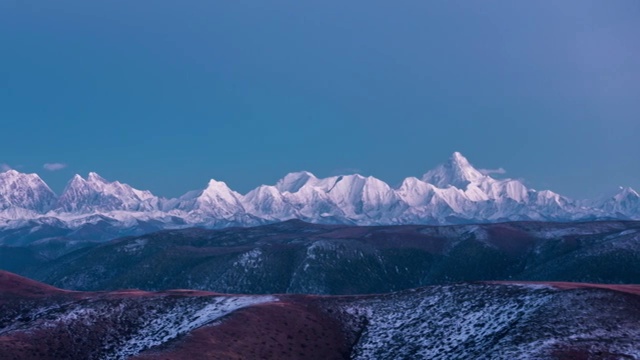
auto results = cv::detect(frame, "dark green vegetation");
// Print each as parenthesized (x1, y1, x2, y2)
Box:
(3, 220, 639, 295)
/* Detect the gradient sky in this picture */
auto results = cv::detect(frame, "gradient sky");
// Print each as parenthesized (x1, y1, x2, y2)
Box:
(1, 1, 638, 199)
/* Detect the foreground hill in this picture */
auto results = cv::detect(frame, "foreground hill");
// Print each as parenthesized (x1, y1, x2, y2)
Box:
(1, 271, 640, 359)
(22, 220, 640, 294)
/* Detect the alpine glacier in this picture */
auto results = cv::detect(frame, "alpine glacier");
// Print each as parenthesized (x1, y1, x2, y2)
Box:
(0, 152, 637, 234)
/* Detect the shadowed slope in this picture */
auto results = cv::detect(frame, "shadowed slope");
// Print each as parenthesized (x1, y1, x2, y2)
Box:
(23, 220, 640, 295)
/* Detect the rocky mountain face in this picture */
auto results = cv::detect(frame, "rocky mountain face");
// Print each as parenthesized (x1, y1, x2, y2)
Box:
(0, 170, 57, 215)
(2, 270, 640, 359)
(56, 173, 160, 213)
(0, 152, 637, 245)
(13, 220, 640, 295)
(593, 187, 640, 219)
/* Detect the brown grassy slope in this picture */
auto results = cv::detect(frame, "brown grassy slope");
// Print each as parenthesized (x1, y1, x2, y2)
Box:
(133, 301, 351, 360)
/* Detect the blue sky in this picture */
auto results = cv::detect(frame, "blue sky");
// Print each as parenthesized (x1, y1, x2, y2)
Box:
(1, 1, 638, 199)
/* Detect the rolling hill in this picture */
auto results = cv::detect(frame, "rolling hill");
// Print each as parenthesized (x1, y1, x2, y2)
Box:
(16, 220, 640, 295)
(2, 271, 640, 359)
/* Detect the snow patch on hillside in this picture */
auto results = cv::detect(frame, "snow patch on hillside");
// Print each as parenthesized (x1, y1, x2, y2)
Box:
(113, 295, 276, 358)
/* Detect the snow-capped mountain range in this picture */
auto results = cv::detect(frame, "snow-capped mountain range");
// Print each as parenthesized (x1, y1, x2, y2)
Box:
(0, 152, 638, 231)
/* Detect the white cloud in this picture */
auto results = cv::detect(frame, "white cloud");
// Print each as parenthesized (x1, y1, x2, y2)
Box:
(479, 167, 506, 175)
(43, 163, 68, 171)
(0, 163, 11, 172)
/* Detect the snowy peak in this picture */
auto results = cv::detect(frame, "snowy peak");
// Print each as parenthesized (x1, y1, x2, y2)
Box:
(422, 152, 487, 188)
(614, 187, 639, 200)
(56, 173, 160, 213)
(56, 175, 91, 212)
(0, 169, 57, 213)
(451, 151, 472, 165)
(273, 173, 406, 219)
(69, 174, 85, 184)
(87, 172, 107, 184)
(595, 187, 640, 218)
(243, 185, 296, 219)
(479, 178, 530, 203)
(201, 179, 242, 205)
(324, 174, 391, 203)
(275, 171, 317, 193)
(174, 179, 246, 219)
(397, 177, 436, 206)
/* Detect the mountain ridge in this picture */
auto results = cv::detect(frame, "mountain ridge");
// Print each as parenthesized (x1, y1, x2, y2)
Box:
(15, 219, 640, 294)
(0, 152, 637, 236)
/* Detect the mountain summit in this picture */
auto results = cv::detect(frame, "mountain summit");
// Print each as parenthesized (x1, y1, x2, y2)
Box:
(422, 152, 486, 188)
(0, 170, 56, 214)
(56, 172, 160, 213)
